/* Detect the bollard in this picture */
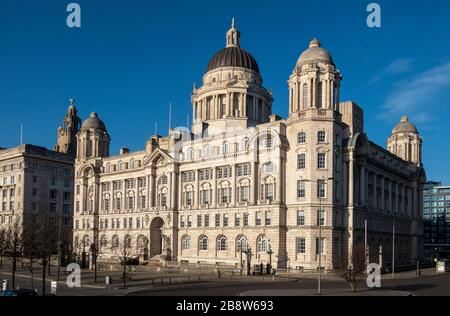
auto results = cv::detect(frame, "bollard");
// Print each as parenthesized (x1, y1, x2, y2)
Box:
(2, 280, 9, 291)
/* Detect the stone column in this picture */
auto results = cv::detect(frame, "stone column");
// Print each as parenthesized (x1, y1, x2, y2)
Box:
(253, 97, 257, 122)
(360, 165, 365, 207)
(227, 93, 232, 117)
(381, 177, 385, 211)
(277, 158, 283, 204)
(251, 161, 258, 205)
(243, 93, 247, 117)
(373, 173, 377, 209)
(348, 153, 354, 207)
(231, 165, 237, 206)
(195, 170, 200, 209)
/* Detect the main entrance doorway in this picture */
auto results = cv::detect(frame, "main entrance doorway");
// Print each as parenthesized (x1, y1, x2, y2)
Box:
(150, 217, 164, 258)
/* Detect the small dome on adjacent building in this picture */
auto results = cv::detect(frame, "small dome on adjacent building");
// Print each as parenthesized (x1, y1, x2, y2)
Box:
(392, 116, 418, 134)
(81, 112, 107, 131)
(296, 38, 334, 66)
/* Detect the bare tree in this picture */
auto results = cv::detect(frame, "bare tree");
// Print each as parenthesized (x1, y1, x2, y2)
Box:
(110, 228, 138, 288)
(0, 227, 9, 269)
(337, 244, 367, 293)
(32, 215, 58, 296)
(23, 220, 41, 290)
(6, 216, 24, 289)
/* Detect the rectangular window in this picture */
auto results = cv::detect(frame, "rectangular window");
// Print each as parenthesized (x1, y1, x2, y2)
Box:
(318, 131, 326, 143)
(197, 214, 202, 228)
(180, 216, 185, 228)
(265, 211, 272, 226)
(317, 209, 325, 226)
(243, 213, 249, 227)
(129, 217, 133, 229)
(239, 186, 249, 203)
(316, 238, 325, 255)
(264, 184, 274, 201)
(223, 214, 229, 227)
(204, 214, 210, 227)
(215, 214, 221, 227)
(235, 213, 241, 227)
(297, 210, 305, 226)
(297, 154, 306, 170)
(297, 180, 306, 198)
(255, 211, 262, 226)
(128, 197, 134, 210)
(317, 180, 326, 198)
(297, 238, 306, 254)
(187, 215, 192, 228)
(317, 153, 326, 169)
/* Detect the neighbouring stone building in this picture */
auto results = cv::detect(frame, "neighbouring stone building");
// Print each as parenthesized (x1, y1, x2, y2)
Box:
(0, 105, 80, 255)
(72, 21, 426, 271)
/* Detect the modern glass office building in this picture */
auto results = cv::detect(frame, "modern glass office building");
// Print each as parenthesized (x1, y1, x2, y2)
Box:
(423, 182, 450, 260)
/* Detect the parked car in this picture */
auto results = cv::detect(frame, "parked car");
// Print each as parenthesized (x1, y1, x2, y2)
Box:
(0, 289, 38, 297)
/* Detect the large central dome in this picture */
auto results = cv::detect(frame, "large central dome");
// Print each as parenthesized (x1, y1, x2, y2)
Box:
(206, 46, 260, 74)
(205, 19, 260, 75)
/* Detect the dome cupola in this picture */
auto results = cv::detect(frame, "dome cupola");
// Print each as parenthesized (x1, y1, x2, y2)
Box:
(296, 38, 334, 66)
(205, 19, 260, 75)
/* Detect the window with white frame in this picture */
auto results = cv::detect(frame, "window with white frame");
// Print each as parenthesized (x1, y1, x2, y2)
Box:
(198, 236, 208, 251)
(255, 211, 262, 226)
(318, 131, 326, 143)
(297, 154, 306, 170)
(265, 211, 272, 226)
(297, 210, 305, 226)
(298, 132, 306, 144)
(297, 238, 306, 254)
(215, 214, 220, 227)
(302, 83, 309, 108)
(257, 235, 269, 252)
(317, 153, 326, 169)
(315, 238, 325, 255)
(182, 236, 191, 250)
(217, 236, 227, 251)
(317, 180, 326, 198)
(297, 180, 306, 198)
(223, 214, 229, 227)
(317, 209, 325, 226)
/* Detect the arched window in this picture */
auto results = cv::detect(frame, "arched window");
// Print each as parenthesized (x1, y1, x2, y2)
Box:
(257, 235, 269, 253)
(263, 162, 275, 174)
(302, 83, 309, 108)
(100, 235, 108, 249)
(217, 236, 227, 251)
(112, 235, 119, 248)
(236, 236, 248, 252)
(241, 137, 249, 151)
(199, 236, 208, 251)
(187, 148, 193, 161)
(317, 82, 323, 108)
(204, 145, 211, 159)
(124, 235, 132, 249)
(298, 132, 306, 144)
(222, 142, 230, 155)
(182, 236, 191, 250)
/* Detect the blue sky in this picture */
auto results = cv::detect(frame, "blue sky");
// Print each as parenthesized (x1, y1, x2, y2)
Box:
(0, 0, 449, 184)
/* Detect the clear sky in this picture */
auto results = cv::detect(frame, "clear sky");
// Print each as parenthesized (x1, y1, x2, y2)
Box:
(0, 0, 449, 184)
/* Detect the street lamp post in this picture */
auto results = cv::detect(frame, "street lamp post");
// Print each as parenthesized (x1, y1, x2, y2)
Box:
(267, 242, 274, 275)
(303, 176, 333, 296)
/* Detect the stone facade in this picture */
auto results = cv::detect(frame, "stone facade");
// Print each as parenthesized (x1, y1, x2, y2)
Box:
(0, 144, 75, 248)
(73, 22, 426, 271)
